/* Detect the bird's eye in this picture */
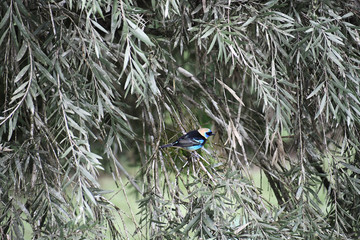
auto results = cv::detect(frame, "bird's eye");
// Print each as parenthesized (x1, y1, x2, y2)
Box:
(206, 131, 212, 135)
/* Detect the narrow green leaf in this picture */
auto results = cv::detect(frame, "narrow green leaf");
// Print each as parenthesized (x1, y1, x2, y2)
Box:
(203, 214, 217, 231)
(15, 0, 31, 17)
(127, 19, 155, 47)
(74, 106, 91, 119)
(341, 162, 360, 174)
(183, 213, 201, 234)
(149, 70, 160, 96)
(61, 146, 73, 159)
(10, 92, 25, 104)
(170, 0, 180, 14)
(97, 98, 104, 120)
(330, 91, 347, 113)
(0, 28, 9, 46)
(91, 19, 109, 34)
(67, 117, 86, 135)
(16, 42, 28, 62)
(251, 68, 273, 79)
(84, 201, 95, 219)
(122, 17, 129, 35)
(201, 27, 215, 39)
(83, 185, 97, 205)
(327, 49, 344, 69)
(258, 222, 279, 231)
(8, 112, 18, 141)
(342, 12, 354, 19)
(14, 64, 30, 83)
(25, 94, 34, 113)
(79, 165, 99, 186)
(123, 44, 131, 71)
(36, 62, 56, 84)
(15, 200, 30, 218)
(110, 0, 119, 41)
(13, 81, 29, 95)
(207, 33, 218, 54)
(305, 27, 313, 33)
(12, 15, 30, 39)
(31, 42, 52, 66)
(315, 94, 327, 119)
(0, 7, 10, 30)
(307, 82, 324, 99)
(242, 16, 256, 27)
(295, 186, 303, 200)
(351, 105, 360, 118)
(325, 32, 344, 45)
(49, 187, 66, 203)
(15, 157, 24, 180)
(348, 93, 360, 105)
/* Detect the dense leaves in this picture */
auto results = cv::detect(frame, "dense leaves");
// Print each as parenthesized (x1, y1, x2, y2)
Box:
(1, 0, 360, 239)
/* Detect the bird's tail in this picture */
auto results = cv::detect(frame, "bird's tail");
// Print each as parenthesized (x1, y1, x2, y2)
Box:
(160, 143, 175, 149)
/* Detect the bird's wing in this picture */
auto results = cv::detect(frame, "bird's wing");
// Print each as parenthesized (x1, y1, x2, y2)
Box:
(175, 136, 205, 148)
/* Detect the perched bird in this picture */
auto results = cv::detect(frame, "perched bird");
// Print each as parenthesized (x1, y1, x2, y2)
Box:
(160, 128, 215, 151)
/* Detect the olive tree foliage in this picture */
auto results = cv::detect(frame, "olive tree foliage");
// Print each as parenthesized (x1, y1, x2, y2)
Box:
(1, 0, 360, 239)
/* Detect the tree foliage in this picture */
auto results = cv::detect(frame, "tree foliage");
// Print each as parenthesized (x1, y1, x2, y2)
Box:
(1, 0, 360, 239)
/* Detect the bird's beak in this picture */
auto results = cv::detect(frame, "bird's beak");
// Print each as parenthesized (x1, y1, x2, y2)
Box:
(210, 132, 215, 136)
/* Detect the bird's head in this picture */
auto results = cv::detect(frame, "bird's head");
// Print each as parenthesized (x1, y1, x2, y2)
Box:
(198, 128, 215, 139)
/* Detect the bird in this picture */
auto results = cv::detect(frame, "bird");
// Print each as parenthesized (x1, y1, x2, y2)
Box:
(160, 128, 215, 151)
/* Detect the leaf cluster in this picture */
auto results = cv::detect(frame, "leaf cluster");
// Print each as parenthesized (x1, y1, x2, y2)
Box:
(1, 0, 360, 239)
